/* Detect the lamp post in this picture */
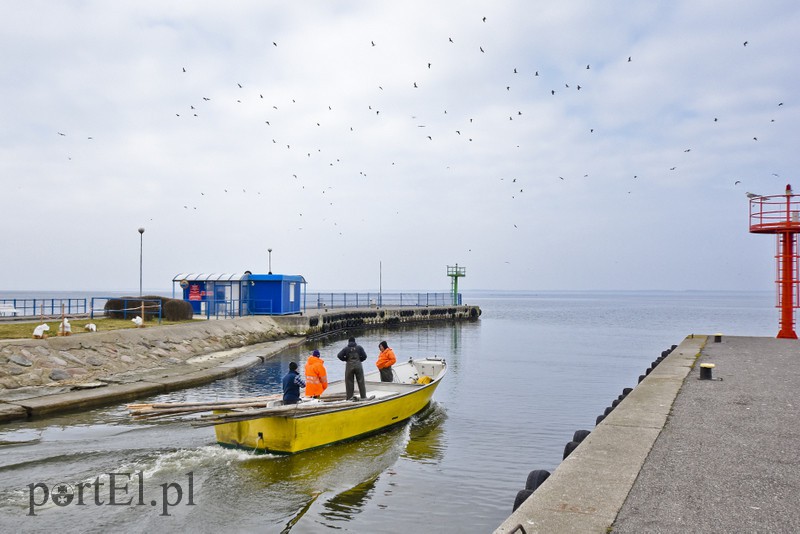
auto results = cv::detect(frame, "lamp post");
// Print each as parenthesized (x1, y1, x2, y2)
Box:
(138, 227, 145, 297)
(268, 248, 273, 274)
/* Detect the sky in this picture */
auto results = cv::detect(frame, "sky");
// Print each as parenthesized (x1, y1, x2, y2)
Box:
(2, 1, 799, 292)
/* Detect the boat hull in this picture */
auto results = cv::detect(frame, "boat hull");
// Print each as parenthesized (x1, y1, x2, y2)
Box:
(214, 359, 445, 454)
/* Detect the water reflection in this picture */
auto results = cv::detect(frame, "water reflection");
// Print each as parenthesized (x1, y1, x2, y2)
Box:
(232, 401, 447, 531)
(404, 403, 448, 464)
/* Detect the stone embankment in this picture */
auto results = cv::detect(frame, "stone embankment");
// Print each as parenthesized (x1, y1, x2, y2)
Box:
(0, 317, 287, 391)
(0, 305, 480, 423)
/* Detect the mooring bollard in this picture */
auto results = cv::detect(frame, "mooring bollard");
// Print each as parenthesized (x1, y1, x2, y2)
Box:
(714, 333, 722, 343)
(699, 362, 715, 380)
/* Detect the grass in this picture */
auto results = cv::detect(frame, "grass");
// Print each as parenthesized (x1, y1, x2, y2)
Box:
(0, 317, 194, 340)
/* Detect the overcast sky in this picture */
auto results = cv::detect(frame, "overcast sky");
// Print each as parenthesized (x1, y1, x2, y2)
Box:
(2, 1, 798, 292)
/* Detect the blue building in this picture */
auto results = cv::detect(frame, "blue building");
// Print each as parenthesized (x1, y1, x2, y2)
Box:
(172, 272, 306, 317)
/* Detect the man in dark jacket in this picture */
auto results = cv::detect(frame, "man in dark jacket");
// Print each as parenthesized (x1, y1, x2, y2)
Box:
(337, 337, 368, 400)
(282, 362, 306, 405)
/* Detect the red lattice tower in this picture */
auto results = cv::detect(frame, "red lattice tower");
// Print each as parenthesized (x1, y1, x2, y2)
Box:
(749, 184, 800, 339)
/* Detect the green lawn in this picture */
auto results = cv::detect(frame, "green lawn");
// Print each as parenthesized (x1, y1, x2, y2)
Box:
(0, 317, 193, 340)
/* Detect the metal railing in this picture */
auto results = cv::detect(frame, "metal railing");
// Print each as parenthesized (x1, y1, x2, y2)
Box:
(306, 292, 460, 309)
(0, 298, 88, 318)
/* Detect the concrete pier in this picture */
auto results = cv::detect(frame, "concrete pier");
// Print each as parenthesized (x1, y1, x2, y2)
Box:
(495, 335, 800, 533)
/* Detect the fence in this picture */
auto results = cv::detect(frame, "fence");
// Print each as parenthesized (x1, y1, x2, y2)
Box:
(89, 297, 163, 322)
(0, 298, 88, 318)
(306, 292, 460, 309)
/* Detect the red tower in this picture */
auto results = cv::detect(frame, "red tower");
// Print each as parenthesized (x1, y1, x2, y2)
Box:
(749, 184, 800, 339)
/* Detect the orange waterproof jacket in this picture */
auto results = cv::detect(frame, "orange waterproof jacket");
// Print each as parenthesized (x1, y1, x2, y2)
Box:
(376, 347, 397, 370)
(305, 356, 328, 397)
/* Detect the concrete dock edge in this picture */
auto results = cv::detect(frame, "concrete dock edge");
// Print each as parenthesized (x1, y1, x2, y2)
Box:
(494, 335, 707, 534)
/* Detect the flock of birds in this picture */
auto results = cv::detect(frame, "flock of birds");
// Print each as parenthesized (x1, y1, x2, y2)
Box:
(52, 15, 789, 242)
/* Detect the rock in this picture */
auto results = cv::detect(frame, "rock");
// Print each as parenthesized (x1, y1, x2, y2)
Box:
(120, 355, 134, 364)
(0, 377, 21, 389)
(50, 356, 68, 367)
(59, 351, 85, 365)
(67, 368, 88, 376)
(8, 355, 33, 367)
(85, 356, 104, 367)
(35, 346, 50, 356)
(19, 349, 34, 359)
(49, 369, 71, 381)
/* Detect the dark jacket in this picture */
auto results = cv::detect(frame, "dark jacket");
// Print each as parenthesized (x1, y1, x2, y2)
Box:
(337, 341, 367, 365)
(282, 370, 306, 403)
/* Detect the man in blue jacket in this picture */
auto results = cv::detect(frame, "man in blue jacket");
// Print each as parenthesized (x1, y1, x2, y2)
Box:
(282, 362, 306, 405)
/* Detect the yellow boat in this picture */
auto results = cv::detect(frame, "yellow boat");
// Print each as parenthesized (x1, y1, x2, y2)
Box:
(213, 357, 447, 454)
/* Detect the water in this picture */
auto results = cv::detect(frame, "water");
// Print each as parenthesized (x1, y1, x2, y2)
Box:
(0, 291, 777, 533)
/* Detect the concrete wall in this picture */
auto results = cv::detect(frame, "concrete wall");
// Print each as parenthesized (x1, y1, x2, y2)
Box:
(274, 305, 482, 336)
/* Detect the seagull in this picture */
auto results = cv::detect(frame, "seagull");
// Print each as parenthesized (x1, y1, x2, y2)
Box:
(743, 41, 748, 46)
(428, 62, 431, 69)
(237, 83, 242, 88)
(734, 180, 742, 185)
(535, 71, 539, 76)
(480, 46, 484, 53)
(746, 192, 761, 198)
(627, 56, 632, 62)
(371, 41, 376, 46)
(586, 64, 590, 69)
(482, 16, 486, 22)
(57, 132, 66, 136)
(182, 67, 186, 72)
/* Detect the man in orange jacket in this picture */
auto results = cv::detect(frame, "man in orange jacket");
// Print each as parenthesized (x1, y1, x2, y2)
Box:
(376, 341, 396, 382)
(305, 350, 328, 398)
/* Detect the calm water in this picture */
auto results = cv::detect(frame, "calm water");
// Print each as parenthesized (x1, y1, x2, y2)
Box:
(0, 291, 777, 533)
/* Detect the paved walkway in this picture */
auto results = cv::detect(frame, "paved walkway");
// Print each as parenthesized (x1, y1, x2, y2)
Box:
(614, 336, 800, 533)
(495, 335, 800, 533)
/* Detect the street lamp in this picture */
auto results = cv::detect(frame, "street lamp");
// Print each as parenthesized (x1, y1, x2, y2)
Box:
(268, 248, 273, 274)
(138, 227, 145, 296)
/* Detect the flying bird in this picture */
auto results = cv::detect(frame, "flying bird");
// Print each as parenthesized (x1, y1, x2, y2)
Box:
(57, 132, 66, 136)
(480, 46, 484, 53)
(482, 16, 486, 22)
(734, 180, 742, 185)
(743, 41, 748, 46)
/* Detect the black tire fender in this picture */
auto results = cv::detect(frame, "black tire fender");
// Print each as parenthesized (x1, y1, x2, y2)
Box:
(525, 469, 551, 491)
(563, 440, 579, 460)
(572, 429, 591, 443)
(513, 489, 533, 512)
